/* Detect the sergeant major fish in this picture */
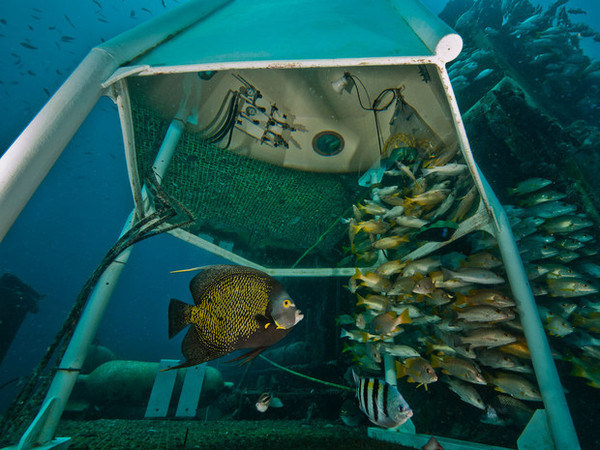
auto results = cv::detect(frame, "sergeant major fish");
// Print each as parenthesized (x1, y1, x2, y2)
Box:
(352, 371, 413, 428)
(166, 265, 303, 369)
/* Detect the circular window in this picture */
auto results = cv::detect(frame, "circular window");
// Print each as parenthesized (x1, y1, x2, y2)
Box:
(312, 131, 344, 156)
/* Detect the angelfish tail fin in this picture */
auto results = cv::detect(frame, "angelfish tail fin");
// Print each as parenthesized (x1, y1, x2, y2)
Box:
(168, 298, 193, 339)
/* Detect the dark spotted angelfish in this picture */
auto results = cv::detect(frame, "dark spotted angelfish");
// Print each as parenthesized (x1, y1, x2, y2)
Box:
(352, 371, 413, 428)
(166, 265, 303, 370)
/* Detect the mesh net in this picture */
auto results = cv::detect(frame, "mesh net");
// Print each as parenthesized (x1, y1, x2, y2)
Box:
(131, 99, 367, 266)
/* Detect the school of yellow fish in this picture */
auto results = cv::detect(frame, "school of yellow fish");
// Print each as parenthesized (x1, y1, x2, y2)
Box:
(339, 136, 599, 426)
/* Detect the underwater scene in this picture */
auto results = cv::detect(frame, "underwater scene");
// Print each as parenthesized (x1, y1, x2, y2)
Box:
(0, 0, 599, 449)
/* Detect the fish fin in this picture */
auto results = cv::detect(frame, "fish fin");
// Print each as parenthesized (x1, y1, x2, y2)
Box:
(455, 293, 468, 307)
(160, 359, 197, 372)
(228, 347, 267, 365)
(163, 327, 215, 371)
(395, 360, 406, 378)
(168, 298, 192, 339)
(170, 266, 205, 273)
(399, 309, 412, 325)
(270, 397, 283, 408)
(430, 353, 442, 368)
(356, 294, 366, 307)
(255, 314, 271, 328)
(360, 331, 371, 343)
(441, 267, 454, 281)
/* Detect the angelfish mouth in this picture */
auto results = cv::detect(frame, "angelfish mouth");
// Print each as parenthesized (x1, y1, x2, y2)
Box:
(295, 310, 304, 324)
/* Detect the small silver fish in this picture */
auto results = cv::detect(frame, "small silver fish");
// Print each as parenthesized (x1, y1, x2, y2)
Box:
(508, 178, 552, 196)
(256, 392, 283, 412)
(442, 267, 505, 285)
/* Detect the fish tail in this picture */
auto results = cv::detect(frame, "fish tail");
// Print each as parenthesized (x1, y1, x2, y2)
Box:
(356, 293, 366, 306)
(168, 298, 193, 339)
(441, 267, 454, 281)
(398, 309, 412, 325)
(430, 353, 442, 368)
(455, 293, 468, 307)
(395, 360, 406, 379)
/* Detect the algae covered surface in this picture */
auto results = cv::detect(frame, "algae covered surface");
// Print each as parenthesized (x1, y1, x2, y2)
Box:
(57, 419, 410, 449)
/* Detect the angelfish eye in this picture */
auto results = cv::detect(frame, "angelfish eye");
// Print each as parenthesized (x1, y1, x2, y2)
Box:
(283, 299, 292, 308)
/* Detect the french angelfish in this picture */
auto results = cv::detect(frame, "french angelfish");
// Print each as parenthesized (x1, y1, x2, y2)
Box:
(166, 265, 303, 370)
(353, 371, 413, 428)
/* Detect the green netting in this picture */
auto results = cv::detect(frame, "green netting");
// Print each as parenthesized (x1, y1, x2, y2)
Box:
(131, 99, 366, 265)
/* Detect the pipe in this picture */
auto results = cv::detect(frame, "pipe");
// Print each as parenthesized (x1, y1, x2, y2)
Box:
(478, 170, 581, 450)
(435, 60, 579, 448)
(30, 92, 194, 448)
(0, 0, 232, 244)
(33, 215, 136, 445)
(390, 0, 462, 63)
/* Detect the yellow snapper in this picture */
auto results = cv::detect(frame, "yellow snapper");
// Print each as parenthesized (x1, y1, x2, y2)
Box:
(358, 202, 388, 216)
(572, 311, 600, 333)
(445, 378, 486, 410)
(488, 372, 541, 401)
(371, 235, 409, 250)
(463, 252, 503, 269)
(460, 327, 517, 349)
(454, 305, 515, 323)
(404, 189, 450, 209)
(547, 278, 599, 297)
(396, 357, 438, 389)
(375, 259, 407, 277)
(455, 289, 515, 308)
(380, 343, 421, 359)
(498, 339, 531, 359)
(341, 328, 380, 343)
(450, 185, 478, 222)
(371, 310, 412, 335)
(430, 354, 487, 385)
(507, 178, 552, 196)
(441, 267, 505, 285)
(570, 355, 600, 388)
(167, 265, 303, 369)
(356, 293, 390, 312)
(352, 219, 391, 235)
(352, 269, 392, 293)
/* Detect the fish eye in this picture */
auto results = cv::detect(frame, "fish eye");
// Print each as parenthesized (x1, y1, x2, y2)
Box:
(283, 299, 292, 308)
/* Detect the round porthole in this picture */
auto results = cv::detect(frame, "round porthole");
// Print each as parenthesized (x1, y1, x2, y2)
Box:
(312, 131, 344, 156)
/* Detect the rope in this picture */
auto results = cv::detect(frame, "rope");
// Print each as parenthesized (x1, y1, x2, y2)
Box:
(0, 175, 194, 445)
(258, 354, 353, 392)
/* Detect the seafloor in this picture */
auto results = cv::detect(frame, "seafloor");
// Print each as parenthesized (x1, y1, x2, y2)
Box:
(56, 419, 412, 449)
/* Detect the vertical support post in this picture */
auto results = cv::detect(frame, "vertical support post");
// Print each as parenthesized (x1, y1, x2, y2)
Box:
(437, 60, 580, 449)
(478, 170, 581, 450)
(35, 215, 136, 444)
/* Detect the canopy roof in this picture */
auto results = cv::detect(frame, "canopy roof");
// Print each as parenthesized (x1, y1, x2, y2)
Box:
(131, 0, 462, 69)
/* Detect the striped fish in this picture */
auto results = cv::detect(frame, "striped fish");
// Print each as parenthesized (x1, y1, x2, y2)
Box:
(352, 371, 413, 428)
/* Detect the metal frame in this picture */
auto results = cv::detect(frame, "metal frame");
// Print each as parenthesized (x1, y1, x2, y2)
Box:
(0, 0, 580, 448)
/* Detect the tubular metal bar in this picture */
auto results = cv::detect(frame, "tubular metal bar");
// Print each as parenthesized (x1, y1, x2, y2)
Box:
(28, 73, 196, 446)
(478, 171, 581, 450)
(435, 62, 579, 449)
(113, 79, 145, 220)
(0, 0, 231, 244)
(33, 213, 136, 445)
